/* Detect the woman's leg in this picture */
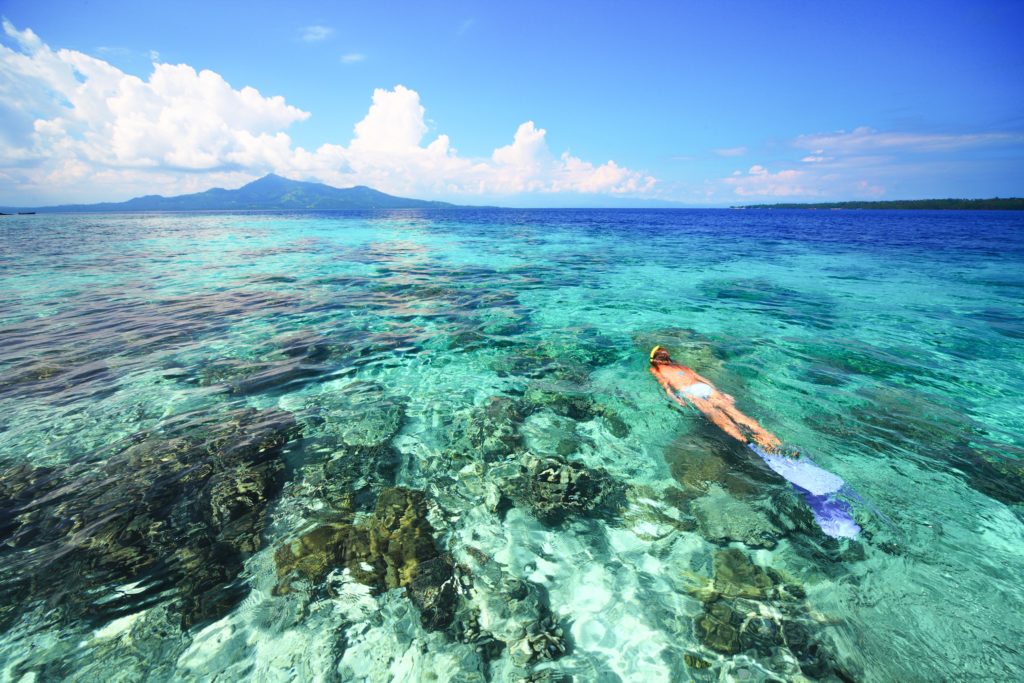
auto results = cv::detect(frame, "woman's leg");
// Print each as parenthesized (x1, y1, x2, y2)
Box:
(716, 400, 781, 448)
(688, 397, 749, 443)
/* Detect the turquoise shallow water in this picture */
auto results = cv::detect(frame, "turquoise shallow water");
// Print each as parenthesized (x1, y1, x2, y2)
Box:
(1, 209, 1022, 681)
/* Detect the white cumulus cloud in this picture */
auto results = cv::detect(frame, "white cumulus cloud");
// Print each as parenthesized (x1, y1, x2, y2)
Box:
(722, 165, 818, 197)
(0, 22, 655, 204)
(720, 163, 885, 199)
(296, 88, 655, 198)
(0, 19, 309, 197)
(710, 124, 1023, 203)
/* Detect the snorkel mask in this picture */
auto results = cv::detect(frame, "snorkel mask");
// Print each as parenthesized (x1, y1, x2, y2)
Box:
(650, 345, 670, 364)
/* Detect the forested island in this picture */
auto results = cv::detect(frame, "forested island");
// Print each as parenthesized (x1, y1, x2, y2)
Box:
(0, 174, 457, 213)
(737, 198, 1024, 210)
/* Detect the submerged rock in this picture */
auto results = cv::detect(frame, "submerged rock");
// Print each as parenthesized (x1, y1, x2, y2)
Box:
(521, 383, 629, 437)
(193, 357, 265, 388)
(535, 327, 620, 370)
(711, 548, 778, 600)
(442, 385, 628, 468)
(687, 548, 844, 678)
(189, 329, 346, 395)
(663, 425, 818, 544)
(662, 431, 769, 499)
(697, 278, 837, 330)
(509, 612, 568, 665)
(0, 407, 300, 630)
(522, 384, 599, 422)
(452, 607, 507, 663)
(690, 486, 781, 549)
(696, 599, 744, 654)
(274, 487, 458, 631)
(269, 329, 340, 362)
(185, 324, 415, 396)
(520, 412, 587, 458)
(966, 440, 1024, 504)
(793, 339, 947, 384)
(807, 384, 1024, 504)
(324, 443, 401, 508)
(0, 357, 120, 406)
(274, 523, 376, 589)
(226, 359, 329, 395)
(622, 486, 697, 540)
(509, 454, 624, 525)
(287, 381, 407, 514)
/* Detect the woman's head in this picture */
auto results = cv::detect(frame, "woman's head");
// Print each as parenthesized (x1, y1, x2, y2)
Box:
(650, 345, 672, 365)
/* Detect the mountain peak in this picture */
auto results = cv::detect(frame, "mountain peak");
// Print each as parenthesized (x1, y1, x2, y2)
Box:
(243, 173, 292, 188)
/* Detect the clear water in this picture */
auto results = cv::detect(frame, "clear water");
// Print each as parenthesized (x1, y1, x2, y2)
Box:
(1, 209, 1022, 682)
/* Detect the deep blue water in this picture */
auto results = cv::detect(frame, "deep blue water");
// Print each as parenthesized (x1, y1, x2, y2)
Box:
(1, 209, 1022, 682)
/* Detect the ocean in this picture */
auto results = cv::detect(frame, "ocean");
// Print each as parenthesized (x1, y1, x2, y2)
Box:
(1, 208, 1022, 681)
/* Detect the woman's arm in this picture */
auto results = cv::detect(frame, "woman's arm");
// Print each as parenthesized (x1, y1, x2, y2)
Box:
(650, 366, 690, 410)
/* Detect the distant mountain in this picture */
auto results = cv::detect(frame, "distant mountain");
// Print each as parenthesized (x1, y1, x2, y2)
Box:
(735, 198, 1024, 210)
(0, 174, 458, 212)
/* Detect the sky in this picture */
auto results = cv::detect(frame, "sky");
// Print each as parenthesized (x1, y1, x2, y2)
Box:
(1, 0, 1022, 206)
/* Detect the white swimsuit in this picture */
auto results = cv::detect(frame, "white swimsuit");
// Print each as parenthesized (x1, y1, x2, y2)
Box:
(677, 382, 713, 400)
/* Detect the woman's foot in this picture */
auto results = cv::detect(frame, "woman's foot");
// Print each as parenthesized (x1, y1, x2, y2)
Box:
(758, 441, 799, 458)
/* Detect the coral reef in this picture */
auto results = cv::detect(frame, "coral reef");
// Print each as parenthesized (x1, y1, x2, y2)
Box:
(444, 396, 526, 462)
(520, 412, 587, 458)
(274, 487, 458, 631)
(509, 454, 624, 526)
(442, 379, 628, 473)
(491, 326, 618, 383)
(0, 407, 301, 630)
(463, 551, 570, 672)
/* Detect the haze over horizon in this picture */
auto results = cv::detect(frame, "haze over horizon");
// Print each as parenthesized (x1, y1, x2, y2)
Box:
(1, 0, 1022, 207)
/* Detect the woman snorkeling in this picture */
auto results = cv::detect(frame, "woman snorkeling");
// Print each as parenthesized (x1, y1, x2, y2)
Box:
(648, 345, 786, 454)
(649, 344, 863, 538)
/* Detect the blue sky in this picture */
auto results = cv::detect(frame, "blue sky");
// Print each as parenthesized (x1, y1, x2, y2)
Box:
(1, 0, 1022, 205)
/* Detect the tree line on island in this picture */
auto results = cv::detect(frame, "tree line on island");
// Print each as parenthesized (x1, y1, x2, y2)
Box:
(735, 198, 1024, 210)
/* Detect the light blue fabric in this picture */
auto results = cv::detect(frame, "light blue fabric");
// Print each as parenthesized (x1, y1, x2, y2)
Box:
(751, 445, 844, 496)
(802, 493, 862, 539)
(749, 443, 862, 539)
